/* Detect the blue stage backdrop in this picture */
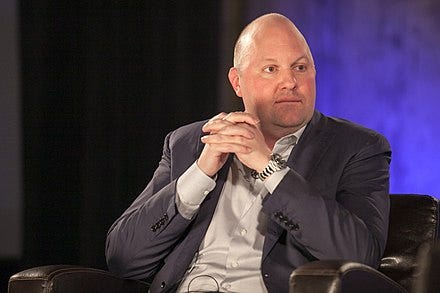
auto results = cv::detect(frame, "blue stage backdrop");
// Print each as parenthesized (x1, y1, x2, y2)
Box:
(246, 1, 440, 198)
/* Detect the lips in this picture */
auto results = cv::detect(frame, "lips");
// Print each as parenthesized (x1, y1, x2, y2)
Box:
(275, 98, 301, 104)
(275, 92, 303, 104)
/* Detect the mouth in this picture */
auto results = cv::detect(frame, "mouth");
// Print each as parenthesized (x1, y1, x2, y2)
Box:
(275, 94, 302, 104)
(274, 90, 305, 106)
(275, 99, 302, 104)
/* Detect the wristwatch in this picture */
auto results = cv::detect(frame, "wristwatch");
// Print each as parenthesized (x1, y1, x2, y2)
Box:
(251, 153, 287, 181)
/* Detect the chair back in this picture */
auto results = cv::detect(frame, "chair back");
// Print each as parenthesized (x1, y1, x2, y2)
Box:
(379, 194, 439, 291)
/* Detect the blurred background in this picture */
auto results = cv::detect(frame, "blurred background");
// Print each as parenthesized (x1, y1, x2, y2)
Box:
(1, 0, 439, 290)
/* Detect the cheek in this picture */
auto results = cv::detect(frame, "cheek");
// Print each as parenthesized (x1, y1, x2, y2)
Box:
(301, 78, 316, 100)
(241, 93, 270, 116)
(239, 76, 279, 112)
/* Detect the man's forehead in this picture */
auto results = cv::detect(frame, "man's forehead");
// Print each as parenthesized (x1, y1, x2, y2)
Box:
(234, 14, 314, 69)
(253, 25, 308, 48)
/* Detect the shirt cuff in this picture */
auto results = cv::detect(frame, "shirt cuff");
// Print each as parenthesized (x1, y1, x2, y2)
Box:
(175, 162, 217, 219)
(263, 167, 290, 194)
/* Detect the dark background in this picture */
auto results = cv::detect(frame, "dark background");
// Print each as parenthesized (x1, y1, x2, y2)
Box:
(2, 1, 228, 291)
(21, 0, 220, 266)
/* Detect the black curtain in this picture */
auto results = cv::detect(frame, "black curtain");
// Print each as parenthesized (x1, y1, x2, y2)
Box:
(20, 1, 220, 271)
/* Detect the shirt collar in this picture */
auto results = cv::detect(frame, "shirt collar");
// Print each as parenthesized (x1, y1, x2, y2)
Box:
(272, 124, 307, 155)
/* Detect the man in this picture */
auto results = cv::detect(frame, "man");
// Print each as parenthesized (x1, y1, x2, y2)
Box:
(106, 13, 391, 292)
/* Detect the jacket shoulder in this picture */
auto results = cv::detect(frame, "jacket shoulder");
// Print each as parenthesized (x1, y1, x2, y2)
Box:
(326, 116, 390, 149)
(313, 112, 390, 151)
(161, 120, 209, 164)
(167, 120, 206, 145)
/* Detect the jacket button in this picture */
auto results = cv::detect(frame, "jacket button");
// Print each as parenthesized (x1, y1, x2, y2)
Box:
(160, 281, 166, 288)
(289, 223, 299, 231)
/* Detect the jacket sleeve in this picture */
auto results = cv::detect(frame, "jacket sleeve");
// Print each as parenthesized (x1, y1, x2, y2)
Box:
(262, 131, 391, 268)
(105, 131, 195, 280)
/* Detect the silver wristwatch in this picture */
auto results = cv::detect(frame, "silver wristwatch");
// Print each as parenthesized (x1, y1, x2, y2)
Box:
(251, 153, 287, 181)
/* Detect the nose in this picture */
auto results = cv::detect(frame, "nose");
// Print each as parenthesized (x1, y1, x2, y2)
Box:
(280, 69, 297, 90)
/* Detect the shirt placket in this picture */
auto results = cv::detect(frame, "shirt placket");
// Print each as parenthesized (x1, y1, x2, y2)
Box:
(221, 176, 266, 292)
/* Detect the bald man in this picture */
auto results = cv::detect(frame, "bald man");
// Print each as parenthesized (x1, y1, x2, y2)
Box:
(106, 13, 391, 292)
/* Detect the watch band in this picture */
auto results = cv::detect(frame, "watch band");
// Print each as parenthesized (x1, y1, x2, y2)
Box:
(251, 153, 287, 181)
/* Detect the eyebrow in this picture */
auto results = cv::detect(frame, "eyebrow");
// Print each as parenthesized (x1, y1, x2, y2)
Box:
(261, 55, 310, 64)
(293, 56, 309, 63)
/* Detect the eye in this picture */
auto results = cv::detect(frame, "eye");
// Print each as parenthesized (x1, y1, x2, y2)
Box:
(263, 66, 277, 73)
(293, 64, 307, 72)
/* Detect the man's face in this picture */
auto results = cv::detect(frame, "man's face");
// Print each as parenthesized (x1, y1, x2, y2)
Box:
(231, 22, 316, 138)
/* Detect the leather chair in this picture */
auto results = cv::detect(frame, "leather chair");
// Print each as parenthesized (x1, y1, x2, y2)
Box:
(412, 241, 440, 293)
(290, 194, 439, 292)
(8, 194, 439, 293)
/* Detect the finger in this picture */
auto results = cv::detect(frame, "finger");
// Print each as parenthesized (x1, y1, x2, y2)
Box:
(202, 112, 232, 132)
(202, 118, 235, 133)
(201, 137, 252, 154)
(211, 112, 228, 121)
(201, 132, 253, 148)
(203, 122, 255, 139)
(222, 112, 260, 125)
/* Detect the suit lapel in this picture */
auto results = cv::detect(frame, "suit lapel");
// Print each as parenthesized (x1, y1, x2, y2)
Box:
(262, 111, 335, 260)
(287, 111, 335, 180)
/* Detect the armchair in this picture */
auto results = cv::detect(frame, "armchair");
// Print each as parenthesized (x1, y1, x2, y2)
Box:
(8, 194, 439, 292)
(290, 194, 439, 292)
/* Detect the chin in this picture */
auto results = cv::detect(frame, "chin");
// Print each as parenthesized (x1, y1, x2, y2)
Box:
(272, 114, 306, 128)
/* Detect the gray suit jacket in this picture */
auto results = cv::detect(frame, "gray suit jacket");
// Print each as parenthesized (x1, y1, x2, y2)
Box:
(106, 110, 391, 292)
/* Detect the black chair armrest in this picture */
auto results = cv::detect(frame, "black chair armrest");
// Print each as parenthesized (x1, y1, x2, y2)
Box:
(289, 260, 407, 293)
(8, 265, 149, 293)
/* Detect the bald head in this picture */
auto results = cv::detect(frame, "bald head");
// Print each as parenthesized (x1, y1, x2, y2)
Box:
(233, 13, 313, 70)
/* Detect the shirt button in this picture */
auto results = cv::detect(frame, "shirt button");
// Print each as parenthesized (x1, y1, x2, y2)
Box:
(231, 261, 239, 268)
(264, 273, 270, 278)
(240, 228, 247, 236)
(222, 283, 231, 290)
(203, 190, 209, 196)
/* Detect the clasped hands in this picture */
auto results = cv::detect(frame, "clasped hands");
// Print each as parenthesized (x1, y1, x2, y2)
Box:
(197, 112, 272, 177)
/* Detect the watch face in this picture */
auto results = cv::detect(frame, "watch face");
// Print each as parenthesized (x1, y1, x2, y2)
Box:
(271, 153, 287, 169)
(252, 153, 288, 181)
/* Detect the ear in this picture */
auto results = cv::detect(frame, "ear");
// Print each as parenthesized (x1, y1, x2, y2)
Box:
(228, 67, 243, 97)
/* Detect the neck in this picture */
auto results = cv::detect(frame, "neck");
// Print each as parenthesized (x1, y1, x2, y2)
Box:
(262, 123, 307, 150)
(263, 128, 295, 150)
